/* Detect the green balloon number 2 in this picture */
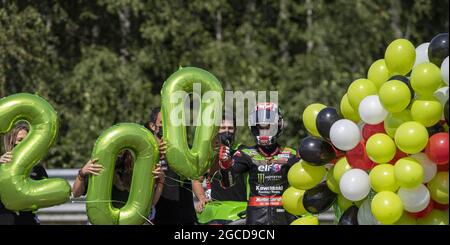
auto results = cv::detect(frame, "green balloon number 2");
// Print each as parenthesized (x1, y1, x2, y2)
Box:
(0, 93, 71, 211)
(161, 67, 224, 179)
(86, 123, 159, 225)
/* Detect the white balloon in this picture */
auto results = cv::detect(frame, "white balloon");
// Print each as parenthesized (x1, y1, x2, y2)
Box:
(433, 86, 449, 105)
(410, 153, 438, 183)
(357, 199, 380, 225)
(330, 119, 361, 151)
(339, 169, 371, 201)
(414, 43, 430, 68)
(358, 95, 388, 125)
(442, 57, 449, 85)
(398, 184, 430, 213)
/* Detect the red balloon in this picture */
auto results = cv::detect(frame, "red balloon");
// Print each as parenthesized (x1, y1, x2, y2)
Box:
(433, 200, 449, 211)
(407, 200, 434, 218)
(346, 140, 375, 170)
(330, 145, 346, 164)
(425, 132, 449, 165)
(362, 122, 386, 141)
(388, 149, 408, 165)
(437, 163, 449, 172)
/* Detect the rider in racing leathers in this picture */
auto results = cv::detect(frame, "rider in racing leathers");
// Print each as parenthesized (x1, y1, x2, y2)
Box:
(219, 102, 299, 225)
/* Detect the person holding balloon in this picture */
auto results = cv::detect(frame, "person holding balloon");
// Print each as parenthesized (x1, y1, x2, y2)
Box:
(0, 122, 47, 225)
(219, 102, 299, 225)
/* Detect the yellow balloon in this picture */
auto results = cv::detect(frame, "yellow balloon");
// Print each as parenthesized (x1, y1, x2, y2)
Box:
(416, 210, 449, 225)
(394, 157, 424, 188)
(394, 121, 429, 154)
(340, 93, 360, 123)
(369, 164, 399, 192)
(333, 157, 352, 182)
(394, 212, 417, 225)
(427, 172, 449, 205)
(302, 103, 326, 136)
(326, 166, 341, 194)
(384, 110, 413, 138)
(290, 216, 319, 225)
(366, 133, 397, 163)
(337, 194, 353, 212)
(347, 79, 378, 109)
(384, 39, 416, 75)
(288, 160, 327, 190)
(282, 187, 307, 216)
(411, 62, 443, 96)
(371, 191, 403, 224)
(368, 59, 390, 89)
(379, 80, 411, 113)
(411, 97, 443, 127)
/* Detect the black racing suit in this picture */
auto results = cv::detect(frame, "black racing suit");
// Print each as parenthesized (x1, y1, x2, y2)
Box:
(220, 144, 299, 225)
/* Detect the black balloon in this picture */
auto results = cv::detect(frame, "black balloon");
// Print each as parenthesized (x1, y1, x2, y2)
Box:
(316, 107, 341, 139)
(338, 205, 359, 225)
(302, 182, 337, 214)
(427, 123, 445, 137)
(445, 99, 449, 125)
(389, 75, 415, 98)
(298, 136, 336, 165)
(428, 33, 449, 66)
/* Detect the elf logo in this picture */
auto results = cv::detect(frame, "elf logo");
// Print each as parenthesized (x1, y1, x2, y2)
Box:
(258, 164, 281, 173)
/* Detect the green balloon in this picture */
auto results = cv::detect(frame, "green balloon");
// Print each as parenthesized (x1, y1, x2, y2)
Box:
(161, 67, 224, 179)
(340, 93, 360, 123)
(394, 121, 429, 154)
(371, 191, 404, 224)
(347, 79, 378, 110)
(379, 80, 411, 113)
(368, 59, 391, 89)
(366, 133, 397, 163)
(326, 166, 341, 194)
(337, 194, 353, 212)
(384, 39, 416, 76)
(416, 210, 449, 225)
(384, 110, 413, 138)
(87, 123, 159, 225)
(302, 103, 326, 136)
(282, 187, 307, 216)
(333, 157, 352, 182)
(290, 215, 319, 225)
(394, 157, 424, 188)
(369, 164, 399, 192)
(411, 62, 443, 96)
(288, 160, 327, 190)
(0, 93, 71, 211)
(411, 97, 443, 127)
(427, 172, 449, 205)
(395, 212, 417, 225)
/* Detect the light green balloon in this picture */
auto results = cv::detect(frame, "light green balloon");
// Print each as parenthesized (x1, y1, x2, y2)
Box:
(347, 79, 378, 110)
(369, 164, 399, 192)
(326, 166, 341, 194)
(385, 39, 416, 76)
(288, 160, 327, 190)
(368, 59, 390, 89)
(340, 93, 360, 123)
(411, 62, 443, 96)
(394, 157, 424, 188)
(394, 212, 417, 225)
(384, 110, 413, 138)
(282, 187, 307, 216)
(394, 121, 429, 154)
(290, 216, 319, 225)
(0, 93, 71, 211)
(366, 133, 397, 163)
(161, 67, 224, 179)
(87, 123, 159, 225)
(371, 191, 404, 224)
(302, 103, 326, 136)
(333, 157, 352, 182)
(379, 80, 411, 113)
(416, 210, 449, 225)
(411, 97, 443, 127)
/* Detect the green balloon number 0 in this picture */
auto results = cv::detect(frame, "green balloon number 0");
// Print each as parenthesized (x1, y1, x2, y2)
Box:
(0, 93, 71, 211)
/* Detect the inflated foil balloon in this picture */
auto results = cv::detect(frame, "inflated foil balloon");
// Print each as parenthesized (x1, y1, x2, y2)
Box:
(161, 67, 224, 179)
(0, 93, 71, 211)
(87, 123, 159, 225)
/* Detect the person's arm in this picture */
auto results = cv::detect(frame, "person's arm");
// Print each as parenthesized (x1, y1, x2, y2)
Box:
(72, 159, 102, 198)
(219, 147, 252, 188)
(192, 177, 208, 213)
(151, 163, 165, 206)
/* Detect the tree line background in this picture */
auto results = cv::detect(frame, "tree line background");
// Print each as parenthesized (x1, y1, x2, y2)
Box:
(1, 0, 448, 168)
